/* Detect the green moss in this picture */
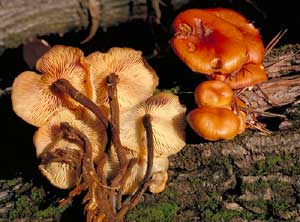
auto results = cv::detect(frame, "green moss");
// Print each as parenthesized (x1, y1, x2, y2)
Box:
(34, 204, 69, 219)
(30, 187, 46, 203)
(241, 180, 269, 193)
(126, 202, 178, 222)
(9, 195, 37, 220)
(0, 178, 22, 189)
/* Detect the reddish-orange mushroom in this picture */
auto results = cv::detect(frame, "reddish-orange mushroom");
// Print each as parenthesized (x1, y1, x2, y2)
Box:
(205, 8, 265, 64)
(194, 80, 233, 107)
(213, 63, 268, 89)
(171, 9, 248, 75)
(187, 106, 240, 141)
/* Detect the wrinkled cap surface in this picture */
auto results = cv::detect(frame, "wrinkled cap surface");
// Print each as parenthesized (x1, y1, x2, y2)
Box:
(171, 9, 248, 74)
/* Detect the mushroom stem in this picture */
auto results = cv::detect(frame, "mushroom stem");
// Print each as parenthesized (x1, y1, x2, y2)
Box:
(116, 114, 155, 219)
(106, 73, 129, 215)
(107, 73, 129, 178)
(59, 122, 112, 219)
(51, 79, 108, 128)
(142, 114, 154, 182)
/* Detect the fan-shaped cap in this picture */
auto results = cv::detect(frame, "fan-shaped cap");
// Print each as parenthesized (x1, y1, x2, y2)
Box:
(205, 8, 265, 64)
(187, 106, 240, 141)
(171, 9, 248, 74)
(34, 108, 107, 189)
(11, 45, 93, 127)
(195, 80, 233, 107)
(85, 47, 159, 112)
(119, 92, 186, 157)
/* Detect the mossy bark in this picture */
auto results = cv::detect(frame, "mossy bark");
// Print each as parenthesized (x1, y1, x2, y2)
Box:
(128, 126, 300, 222)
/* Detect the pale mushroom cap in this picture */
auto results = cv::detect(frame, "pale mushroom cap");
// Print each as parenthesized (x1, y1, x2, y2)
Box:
(120, 92, 186, 156)
(122, 153, 168, 194)
(39, 162, 79, 189)
(34, 108, 107, 160)
(86, 47, 159, 112)
(149, 171, 168, 193)
(11, 45, 93, 126)
(104, 145, 169, 194)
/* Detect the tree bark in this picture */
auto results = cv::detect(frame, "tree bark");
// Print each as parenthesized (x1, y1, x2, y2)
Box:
(0, 0, 186, 51)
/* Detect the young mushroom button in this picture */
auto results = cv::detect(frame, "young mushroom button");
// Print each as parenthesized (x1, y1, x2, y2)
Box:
(187, 106, 240, 141)
(194, 80, 233, 107)
(11, 45, 93, 127)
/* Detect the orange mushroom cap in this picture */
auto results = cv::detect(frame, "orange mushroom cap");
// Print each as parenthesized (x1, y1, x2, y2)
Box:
(224, 97, 247, 134)
(194, 80, 233, 107)
(187, 106, 240, 141)
(213, 63, 268, 89)
(171, 9, 248, 74)
(11, 45, 93, 127)
(205, 8, 265, 64)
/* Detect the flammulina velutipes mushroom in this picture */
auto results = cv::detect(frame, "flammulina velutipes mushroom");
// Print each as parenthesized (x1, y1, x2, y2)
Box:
(170, 7, 271, 141)
(11, 45, 186, 222)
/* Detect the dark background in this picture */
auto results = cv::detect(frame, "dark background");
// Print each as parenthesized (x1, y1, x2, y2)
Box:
(0, 0, 299, 220)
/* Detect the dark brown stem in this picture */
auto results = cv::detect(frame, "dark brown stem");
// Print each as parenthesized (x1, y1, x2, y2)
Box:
(142, 114, 154, 182)
(59, 122, 110, 220)
(106, 74, 128, 170)
(116, 114, 155, 219)
(106, 73, 129, 217)
(51, 79, 108, 128)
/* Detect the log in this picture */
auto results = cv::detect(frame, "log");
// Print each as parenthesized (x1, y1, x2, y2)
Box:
(0, 0, 186, 51)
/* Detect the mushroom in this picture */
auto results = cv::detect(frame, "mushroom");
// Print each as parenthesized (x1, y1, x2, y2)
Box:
(205, 8, 265, 64)
(119, 92, 186, 157)
(187, 106, 240, 141)
(213, 63, 268, 89)
(171, 9, 248, 75)
(106, 145, 169, 194)
(34, 108, 107, 189)
(194, 80, 233, 107)
(85, 47, 159, 113)
(12, 45, 93, 126)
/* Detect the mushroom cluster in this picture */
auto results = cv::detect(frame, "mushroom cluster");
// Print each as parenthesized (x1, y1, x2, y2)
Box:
(171, 8, 268, 141)
(11, 45, 186, 221)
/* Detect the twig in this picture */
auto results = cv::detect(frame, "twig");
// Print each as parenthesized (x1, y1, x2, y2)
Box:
(81, 0, 100, 44)
(0, 86, 12, 97)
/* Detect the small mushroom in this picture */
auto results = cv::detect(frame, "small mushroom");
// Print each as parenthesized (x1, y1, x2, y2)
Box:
(205, 8, 265, 64)
(34, 108, 107, 189)
(85, 47, 159, 113)
(106, 145, 169, 194)
(214, 63, 268, 89)
(194, 80, 233, 107)
(149, 171, 169, 193)
(12, 45, 93, 126)
(119, 92, 186, 157)
(187, 106, 240, 141)
(171, 9, 248, 75)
